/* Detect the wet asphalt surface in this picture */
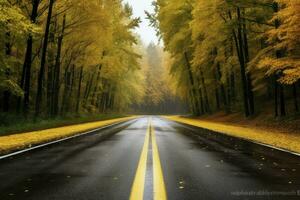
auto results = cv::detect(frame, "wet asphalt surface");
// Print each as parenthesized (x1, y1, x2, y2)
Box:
(0, 117, 300, 200)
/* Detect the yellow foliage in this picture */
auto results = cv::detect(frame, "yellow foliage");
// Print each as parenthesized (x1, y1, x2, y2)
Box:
(165, 116, 300, 154)
(0, 116, 136, 153)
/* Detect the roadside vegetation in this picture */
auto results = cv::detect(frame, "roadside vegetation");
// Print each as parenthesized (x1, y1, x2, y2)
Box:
(165, 115, 300, 154)
(0, 113, 126, 136)
(0, 116, 135, 154)
(147, 0, 300, 119)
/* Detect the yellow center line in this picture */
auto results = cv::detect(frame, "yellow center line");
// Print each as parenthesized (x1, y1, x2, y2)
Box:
(129, 117, 167, 200)
(151, 119, 167, 200)
(130, 119, 150, 200)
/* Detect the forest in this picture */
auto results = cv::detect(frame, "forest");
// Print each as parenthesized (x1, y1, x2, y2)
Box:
(0, 0, 147, 123)
(147, 0, 300, 118)
(0, 0, 300, 126)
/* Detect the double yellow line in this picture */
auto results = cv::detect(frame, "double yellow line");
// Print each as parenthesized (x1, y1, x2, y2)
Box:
(130, 118, 167, 200)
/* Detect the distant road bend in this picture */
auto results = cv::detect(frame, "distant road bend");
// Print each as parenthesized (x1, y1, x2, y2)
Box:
(0, 117, 300, 200)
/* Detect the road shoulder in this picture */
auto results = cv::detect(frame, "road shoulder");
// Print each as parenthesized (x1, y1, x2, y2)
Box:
(163, 116, 300, 155)
(0, 116, 136, 155)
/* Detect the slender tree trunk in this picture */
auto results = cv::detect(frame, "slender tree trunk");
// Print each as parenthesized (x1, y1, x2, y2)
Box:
(52, 15, 66, 116)
(200, 69, 210, 113)
(216, 63, 227, 108)
(184, 52, 200, 115)
(242, 8, 255, 115)
(279, 84, 286, 117)
(47, 62, 54, 116)
(60, 56, 73, 114)
(273, 2, 286, 117)
(66, 64, 75, 112)
(101, 93, 107, 113)
(227, 74, 231, 113)
(188, 91, 196, 114)
(84, 74, 92, 100)
(199, 87, 204, 114)
(214, 69, 220, 110)
(230, 71, 236, 102)
(76, 66, 84, 113)
(91, 64, 103, 105)
(61, 66, 71, 114)
(232, 9, 250, 117)
(274, 77, 279, 117)
(215, 88, 220, 110)
(196, 76, 205, 115)
(293, 83, 299, 112)
(85, 72, 96, 102)
(22, 0, 40, 116)
(35, 0, 55, 117)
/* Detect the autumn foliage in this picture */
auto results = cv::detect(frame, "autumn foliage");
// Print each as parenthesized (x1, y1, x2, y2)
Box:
(147, 0, 300, 117)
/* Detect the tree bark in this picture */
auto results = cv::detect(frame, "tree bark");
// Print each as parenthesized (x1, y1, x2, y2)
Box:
(35, 0, 55, 117)
(61, 65, 72, 114)
(241, 9, 255, 115)
(52, 15, 66, 116)
(66, 64, 75, 112)
(279, 84, 286, 117)
(76, 66, 84, 113)
(217, 63, 227, 108)
(184, 52, 200, 115)
(232, 8, 250, 117)
(293, 83, 299, 112)
(22, 0, 40, 116)
(214, 69, 220, 110)
(273, 2, 286, 117)
(91, 64, 103, 105)
(274, 77, 279, 117)
(200, 69, 210, 113)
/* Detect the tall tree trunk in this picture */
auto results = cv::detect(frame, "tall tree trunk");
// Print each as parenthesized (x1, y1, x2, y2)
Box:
(279, 84, 286, 117)
(35, 0, 55, 117)
(184, 52, 200, 115)
(293, 83, 299, 112)
(200, 69, 210, 113)
(61, 66, 72, 114)
(216, 62, 227, 108)
(214, 69, 220, 110)
(196, 76, 205, 115)
(22, 0, 40, 116)
(85, 73, 95, 101)
(273, 2, 286, 117)
(230, 71, 236, 102)
(52, 15, 66, 116)
(188, 91, 196, 115)
(274, 77, 279, 117)
(241, 9, 255, 115)
(66, 64, 75, 113)
(227, 74, 231, 113)
(91, 64, 103, 105)
(60, 56, 74, 114)
(231, 9, 250, 117)
(84, 74, 92, 100)
(199, 87, 204, 114)
(76, 66, 84, 113)
(47, 57, 55, 116)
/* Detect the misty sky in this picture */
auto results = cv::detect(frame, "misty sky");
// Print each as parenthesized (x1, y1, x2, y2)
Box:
(124, 0, 159, 45)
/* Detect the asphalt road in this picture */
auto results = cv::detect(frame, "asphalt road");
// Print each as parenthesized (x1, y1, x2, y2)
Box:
(0, 117, 300, 200)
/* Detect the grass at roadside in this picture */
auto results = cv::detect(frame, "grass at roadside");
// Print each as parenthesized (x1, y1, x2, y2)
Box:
(164, 116, 300, 154)
(0, 116, 136, 154)
(0, 114, 126, 136)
